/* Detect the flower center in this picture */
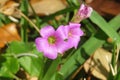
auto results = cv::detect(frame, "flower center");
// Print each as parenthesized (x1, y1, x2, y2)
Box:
(68, 30, 72, 37)
(48, 36, 56, 44)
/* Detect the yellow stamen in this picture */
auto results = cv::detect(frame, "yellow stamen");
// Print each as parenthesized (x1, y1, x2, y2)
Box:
(48, 36, 56, 44)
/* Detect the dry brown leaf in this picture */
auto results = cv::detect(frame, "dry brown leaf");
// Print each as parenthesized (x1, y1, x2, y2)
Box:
(26, 72, 38, 80)
(85, 0, 94, 4)
(26, 76, 38, 80)
(87, 0, 120, 16)
(100, 0, 120, 15)
(30, 0, 67, 16)
(84, 48, 112, 80)
(87, 0, 106, 15)
(0, 0, 8, 7)
(0, 23, 21, 48)
(0, 0, 19, 16)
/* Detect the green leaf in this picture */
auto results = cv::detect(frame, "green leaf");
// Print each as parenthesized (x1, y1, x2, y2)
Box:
(0, 13, 5, 21)
(55, 72, 64, 80)
(67, 0, 80, 6)
(114, 67, 120, 80)
(7, 41, 43, 77)
(18, 56, 42, 77)
(41, 6, 79, 23)
(20, 0, 28, 14)
(18, 49, 43, 77)
(82, 19, 97, 36)
(42, 57, 60, 80)
(59, 13, 120, 79)
(0, 56, 19, 78)
(50, 72, 64, 80)
(90, 11, 120, 43)
(60, 34, 105, 79)
(109, 14, 120, 30)
(0, 13, 11, 25)
(7, 41, 33, 54)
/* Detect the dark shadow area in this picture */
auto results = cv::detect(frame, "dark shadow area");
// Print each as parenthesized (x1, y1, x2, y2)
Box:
(93, 59, 109, 79)
(0, 56, 7, 67)
(0, 77, 13, 80)
(72, 67, 100, 80)
(80, 47, 90, 60)
(15, 69, 27, 80)
(43, 59, 54, 76)
(65, 47, 92, 80)
(94, 29, 108, 41)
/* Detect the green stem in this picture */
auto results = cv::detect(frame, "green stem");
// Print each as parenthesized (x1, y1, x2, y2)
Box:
(38, 57, 46, 80)
(20, 11, 39, 33)
(111, 42, 117, 70)
(1, 53, 38, 58)
(20, 0, 29, 42)
(109, 42, 118, 80)
(20, 18, 28, 42)
(28, 1, 41, 28)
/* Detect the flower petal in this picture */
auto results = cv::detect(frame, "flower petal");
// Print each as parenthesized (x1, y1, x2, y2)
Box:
(68, 36, 80, 49)
(79, 4, 85, 11)
(69, 23, 84, 36)
(87, 7, 93, 17)
(56, 40, 70, 54)
(40, 26, 55, 37)
(43, 45, 58, 59)
(35, 37, 58, 59)
(57, 25, 69, 40)
(50, 31, 70, 54)
(69, 23, 81, 28)
(78, 4, 93, 19)
(35, 37, 48, 52)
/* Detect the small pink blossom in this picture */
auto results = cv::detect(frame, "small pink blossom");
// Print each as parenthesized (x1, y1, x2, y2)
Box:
(72, 4, 93, 23)
(35, 26, 69, 59)
(57, 23, 84, 49)
(78, 4, 93, 19)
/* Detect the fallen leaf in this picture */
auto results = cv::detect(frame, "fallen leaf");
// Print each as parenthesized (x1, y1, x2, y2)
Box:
(0, 0, 19, 16)
(29, 0, 67, 16)
(0, 0, 8, 7)
(84, 48, 112, 80)
(87, 0, 120, 16)
(100, 0, 120, 16)
(0, 23, 21, 48)
(87, 0, 106, 15)
(26, 72, 38, 80)
(85, 0, 93, 4)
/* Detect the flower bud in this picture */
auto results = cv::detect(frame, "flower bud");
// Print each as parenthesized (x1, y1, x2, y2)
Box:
(72, 4, 93, 23)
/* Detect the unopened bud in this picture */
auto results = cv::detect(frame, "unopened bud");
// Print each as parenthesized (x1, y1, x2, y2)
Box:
(72, 4, 93, 23)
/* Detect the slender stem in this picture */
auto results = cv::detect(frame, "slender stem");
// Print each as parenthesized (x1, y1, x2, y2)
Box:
(38, 57, 46, 80)
(110, 64, 116, 76)
(20, 18, 28, 42)
(109, 42, 118, 80)
(19, 10, 40, 32)
(20, 0, 29, 42)
(9, 72, 22, 80)
(28, 1, 41, 28)
(16, 53, 38, 58)
(2, 53, 38, 58)
(116, 45, 120, 63)
(111, 42, 117, 69)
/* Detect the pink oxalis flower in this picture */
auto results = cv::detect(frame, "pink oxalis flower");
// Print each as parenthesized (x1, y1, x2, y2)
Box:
(72, 4, 93, 23)
(78, 4, 93, 19)
(57, 23, 84, 49)
(35, 4, 91, 59)
(35, 26, 69, 59)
